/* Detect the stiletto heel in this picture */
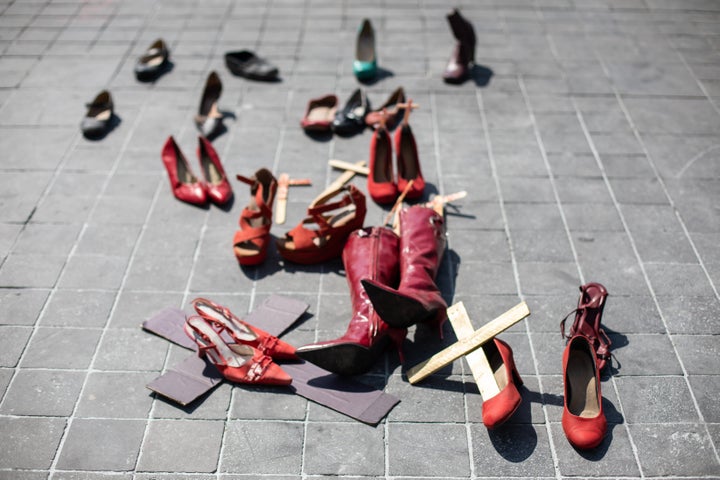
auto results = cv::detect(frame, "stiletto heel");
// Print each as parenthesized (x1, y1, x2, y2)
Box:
(184, 315, 292, 386)
(161, 136, 208, 206)
(367, 112, 397, 204)
(562, 335, 607, 449)
(560, 282, 611, 371)
(195, 71, 223, 138)
(191, 297, 297, 360)
(394, 99, 425, 200)
(480, 338, 523, 429)
(233, 169, 277, 266)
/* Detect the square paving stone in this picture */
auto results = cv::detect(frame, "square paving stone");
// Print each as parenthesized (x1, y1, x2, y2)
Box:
(228, 386, 306, 421)
(630, 423, 720, 476)
(672, 334, 720, 374)
(109, 291, 184, 329)
(75, 223, 141, 257)
(512, 230, 575, 263)
(221, 421, 303, 474)
(657, 295, 720, 334)
(56, 418, 146, 471)
(610, 333, 682, 376)
(562, 203, 624, 232)
(75, 371, 155, 418)
(0, 326, 32, 367)
(470, 423, 555, 477)
(601, 294, 665, 334)
(12, 223, 82, 256)
(125, 254, 194, 292)
(0, 416, 66, 469)
(0, 254, 66, 287)
(136, 419, 224, 472)
(58, 254, 129, 290)
(92, 328, 168, 371)
(624, 97, 720, 135)
(41, 289, 115, 327)
(615, 375, 699, 423)
(1, 369, 85, 416)
(689, 375, 720, 423)
(304, 422, 385, 476)
(550, 422, 640, 476)
(0, 472, 48, 480)
(454, 261, 518, 296)
(517, 262, 580, 296)
(386, 373, 466, 423)
(0, 288, 49, 326)
(389, 423, 470, 477)
(504, 202, 565, 231)
(20, 327, 101, 369)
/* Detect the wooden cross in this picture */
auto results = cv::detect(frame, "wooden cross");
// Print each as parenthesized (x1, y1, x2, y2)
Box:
(311, 160, 367, 207)
(275, 173, 312, 224)
(406, 301, 530, 388)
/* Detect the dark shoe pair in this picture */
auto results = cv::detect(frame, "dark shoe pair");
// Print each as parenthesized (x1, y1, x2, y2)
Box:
(81, 90, 114, 138)
(161, 136, 232, 207)
(225, 50, 279, 81)
(134, 38, 170, 81)
(443, 8, 476, 84)
(332, 89, 370, 135)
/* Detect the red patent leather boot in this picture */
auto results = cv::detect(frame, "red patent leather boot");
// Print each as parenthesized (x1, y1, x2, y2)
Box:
(562, 335, 607, 450)
(295, 227, 407, 375)
(362, 205, 447, 334)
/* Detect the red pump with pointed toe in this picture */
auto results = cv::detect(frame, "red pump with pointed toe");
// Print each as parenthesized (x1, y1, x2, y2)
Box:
(394, 100, 425, 200)
(367, 123, 398, 204)
(562, 335, 607, 450)
(480, 338, 523, 429)
(197, 136, 232, 206)
(161, 136, 208, 206)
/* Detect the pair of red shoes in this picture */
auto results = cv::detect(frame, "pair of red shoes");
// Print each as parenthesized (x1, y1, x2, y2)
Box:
(161, 136, 233, 206)
(368, 100, 425, 204)
(480, 282, 610, 450)
(184, 297, 296, 386)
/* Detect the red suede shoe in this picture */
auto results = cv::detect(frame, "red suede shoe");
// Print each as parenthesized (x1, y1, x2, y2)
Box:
(192, 297, 297, 360)
(233, 169, 277, 266)
(197, 136, 232, 206)
(562, 335, 607, 450)
(184, 315, 292, 386)
(161, 136, 207, 206)
(480, 338, 523, 429)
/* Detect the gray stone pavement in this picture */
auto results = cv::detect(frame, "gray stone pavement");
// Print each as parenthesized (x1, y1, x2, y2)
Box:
(1, 0, 720, 478)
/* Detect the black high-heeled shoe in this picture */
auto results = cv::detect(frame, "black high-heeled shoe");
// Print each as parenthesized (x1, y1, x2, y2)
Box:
(195, 71, 223, 138)
(332, 89, 370, 135)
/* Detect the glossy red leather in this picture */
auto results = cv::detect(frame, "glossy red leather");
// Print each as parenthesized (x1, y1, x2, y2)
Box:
(191, 297, 296, 360)
(368, 125, 397, 204)
(481, 338, 523, 429)
(161, 136, 207, 206)
(197, 136, 232, 206)
(362, 206, 447, 333)
(295, 227, 407, 375)
(562, 335, 607, 450)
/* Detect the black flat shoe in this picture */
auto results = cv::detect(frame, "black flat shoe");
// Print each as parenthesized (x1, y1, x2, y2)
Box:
(224, 50, 279, 81)
(81, 90, 113, 138)
(332, 88, 370, 135)
(195, 71, 223, 138)
(134, 38, 170, 81)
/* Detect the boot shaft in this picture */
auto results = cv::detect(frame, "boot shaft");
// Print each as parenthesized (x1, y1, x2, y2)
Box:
(398, 206, 446, 292)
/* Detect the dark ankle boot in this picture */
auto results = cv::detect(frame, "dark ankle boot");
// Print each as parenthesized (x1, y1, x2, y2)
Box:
(295, 227, 407, 376)
(443, 8, 476, 83)
(362, 206, 447, 334)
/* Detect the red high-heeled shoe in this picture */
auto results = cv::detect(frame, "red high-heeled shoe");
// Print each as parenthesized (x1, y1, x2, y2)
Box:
(394, 100, 424, 200)
(480, 338, 523, 429)
(184, 315, 292, 386)
(276, 184, 366, 264)
(560, 282, 611, 371)
(562, 335, 607, 450)
(161, 136, 207, 206)
(368, 118, 397, 204)
(191, 297, 297, 360)
(197, 136, 232, 206)
(233, 169, 277, 266)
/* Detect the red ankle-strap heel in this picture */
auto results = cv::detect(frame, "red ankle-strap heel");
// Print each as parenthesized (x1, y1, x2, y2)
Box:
(560, 282, 611, 372)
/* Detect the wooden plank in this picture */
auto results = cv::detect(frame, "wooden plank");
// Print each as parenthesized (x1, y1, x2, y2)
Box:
(329, 159, 370, 176)
(407, 301, 530, 384)
(311, 160, 366, 207)
(447, 302, 501, 399)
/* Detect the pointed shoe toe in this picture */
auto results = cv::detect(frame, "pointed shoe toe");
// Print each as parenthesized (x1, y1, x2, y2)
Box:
(161, 136, 208, 206)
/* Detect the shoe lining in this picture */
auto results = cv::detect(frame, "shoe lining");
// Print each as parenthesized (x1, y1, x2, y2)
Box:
(568, 348, 600, 417)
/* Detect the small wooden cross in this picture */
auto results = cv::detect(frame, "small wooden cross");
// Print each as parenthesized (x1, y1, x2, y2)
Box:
(275, 173, 312, 224)
(406, 301, 530, 386)
(311, 160, 367, 207)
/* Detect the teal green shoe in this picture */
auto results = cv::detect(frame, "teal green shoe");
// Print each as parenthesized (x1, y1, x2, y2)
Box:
(354, 19, 377, 80)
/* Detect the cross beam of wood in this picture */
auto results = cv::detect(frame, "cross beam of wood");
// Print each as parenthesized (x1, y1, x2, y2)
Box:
(406, 301, 530, 384)
(311, 160, 367, 207)
(329, 159, 369, 176)
(447, 302, 501, 399)
(275, 173, 312, 225)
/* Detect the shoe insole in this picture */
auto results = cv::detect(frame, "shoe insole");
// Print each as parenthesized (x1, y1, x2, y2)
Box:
(357, 34, 375, 62)
(373, 134, 393, 183)
(568, 349, 600, 417)
(485, 343, 509, 390)
(174, 144, 198, 184)
(194, 304, 255, 343)
(398, 126, 419, 180)
(200, 151, 223, 185)
(186, 317, 253, 368)
(307, 105, 335, 123)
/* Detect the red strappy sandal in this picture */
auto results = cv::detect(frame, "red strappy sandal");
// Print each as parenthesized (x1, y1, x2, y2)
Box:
(233, 169, 277, 266)
(276, 184, 366, 264)
(560, 282, 611, 372)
